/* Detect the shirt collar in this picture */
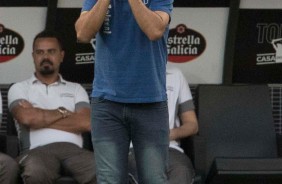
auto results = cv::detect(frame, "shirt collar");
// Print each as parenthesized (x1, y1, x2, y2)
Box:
(31, 73, 67, 85)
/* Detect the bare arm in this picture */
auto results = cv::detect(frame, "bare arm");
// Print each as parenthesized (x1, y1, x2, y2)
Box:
(128, 0, 170, 41)
(11, 100, 63, 129)
(75, 0, 110, 43)
(48, 107, 91, 134)
(11, 100, 91, 133)
(169, 110, 199, 141)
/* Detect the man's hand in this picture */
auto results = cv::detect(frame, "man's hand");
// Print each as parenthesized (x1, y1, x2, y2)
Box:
(128, 0, 170, 40)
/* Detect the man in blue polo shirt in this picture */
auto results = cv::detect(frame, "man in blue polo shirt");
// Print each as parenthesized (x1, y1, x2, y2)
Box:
(75, 0, 173, 183)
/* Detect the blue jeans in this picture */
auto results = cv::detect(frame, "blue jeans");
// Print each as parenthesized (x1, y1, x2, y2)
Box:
(91, 98, 169, 184)
(128, 148, 195, 184)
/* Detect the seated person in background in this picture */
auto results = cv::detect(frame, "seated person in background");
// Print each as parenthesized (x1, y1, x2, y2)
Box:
(0, 90, 19, 184)
(8, 30, 96, 184)
(128, 64, 199, 184)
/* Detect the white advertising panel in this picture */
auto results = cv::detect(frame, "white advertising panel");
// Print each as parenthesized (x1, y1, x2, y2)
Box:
(0, 7, 47, 84)
(168, 7, 229, 84)
(0, 5, 229, 85)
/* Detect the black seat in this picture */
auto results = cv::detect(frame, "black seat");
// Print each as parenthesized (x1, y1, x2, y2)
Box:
(194, 84, 282, 184)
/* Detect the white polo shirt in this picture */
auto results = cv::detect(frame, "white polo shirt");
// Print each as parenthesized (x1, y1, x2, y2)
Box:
(8, 74, 90, 152)
(166, 65, 194, 152)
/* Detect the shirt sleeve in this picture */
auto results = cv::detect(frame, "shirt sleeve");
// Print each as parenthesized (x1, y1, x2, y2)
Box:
(82, 0, 97, 12)
(177, 69, 195, 114)
(8, 83, 28, 110)
(178, 70, 193, 104)
(74, 84, 90, 110)
(150, 0, 174, 16)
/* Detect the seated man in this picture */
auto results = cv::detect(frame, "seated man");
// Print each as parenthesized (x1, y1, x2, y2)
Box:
(0, 90, 19, 184)
(128, 64, 199, 184)
(8, 30, 96, 184)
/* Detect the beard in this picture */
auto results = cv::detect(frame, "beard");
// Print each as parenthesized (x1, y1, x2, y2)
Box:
(39, 59, 55, 75)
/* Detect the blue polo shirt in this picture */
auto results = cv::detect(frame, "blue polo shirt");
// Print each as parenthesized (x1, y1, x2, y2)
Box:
(82, 0, 173, 103)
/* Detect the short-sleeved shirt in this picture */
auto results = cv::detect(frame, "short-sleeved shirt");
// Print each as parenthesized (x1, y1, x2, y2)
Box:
(82, 0, 173, 103)
(8, 74, 90, 152)
(166, 65, 195, 152)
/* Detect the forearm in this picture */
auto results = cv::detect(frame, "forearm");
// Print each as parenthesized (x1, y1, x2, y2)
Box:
(170, 111, 199, 141)
(128, 0, 168, 40)
(48, 111, 91, 134)
(14, 107, 62, 129)
(169, 118, 199, 141)
(75, 0, 110, 43)
(169, 126, 197, 141)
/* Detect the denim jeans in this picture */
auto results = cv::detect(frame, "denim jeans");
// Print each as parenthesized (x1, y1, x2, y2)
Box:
(128, 148, 195, 184)
(91, 98, 169, 184)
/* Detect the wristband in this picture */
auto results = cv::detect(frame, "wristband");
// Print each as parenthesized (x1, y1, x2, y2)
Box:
(57, 107, 68, 118)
